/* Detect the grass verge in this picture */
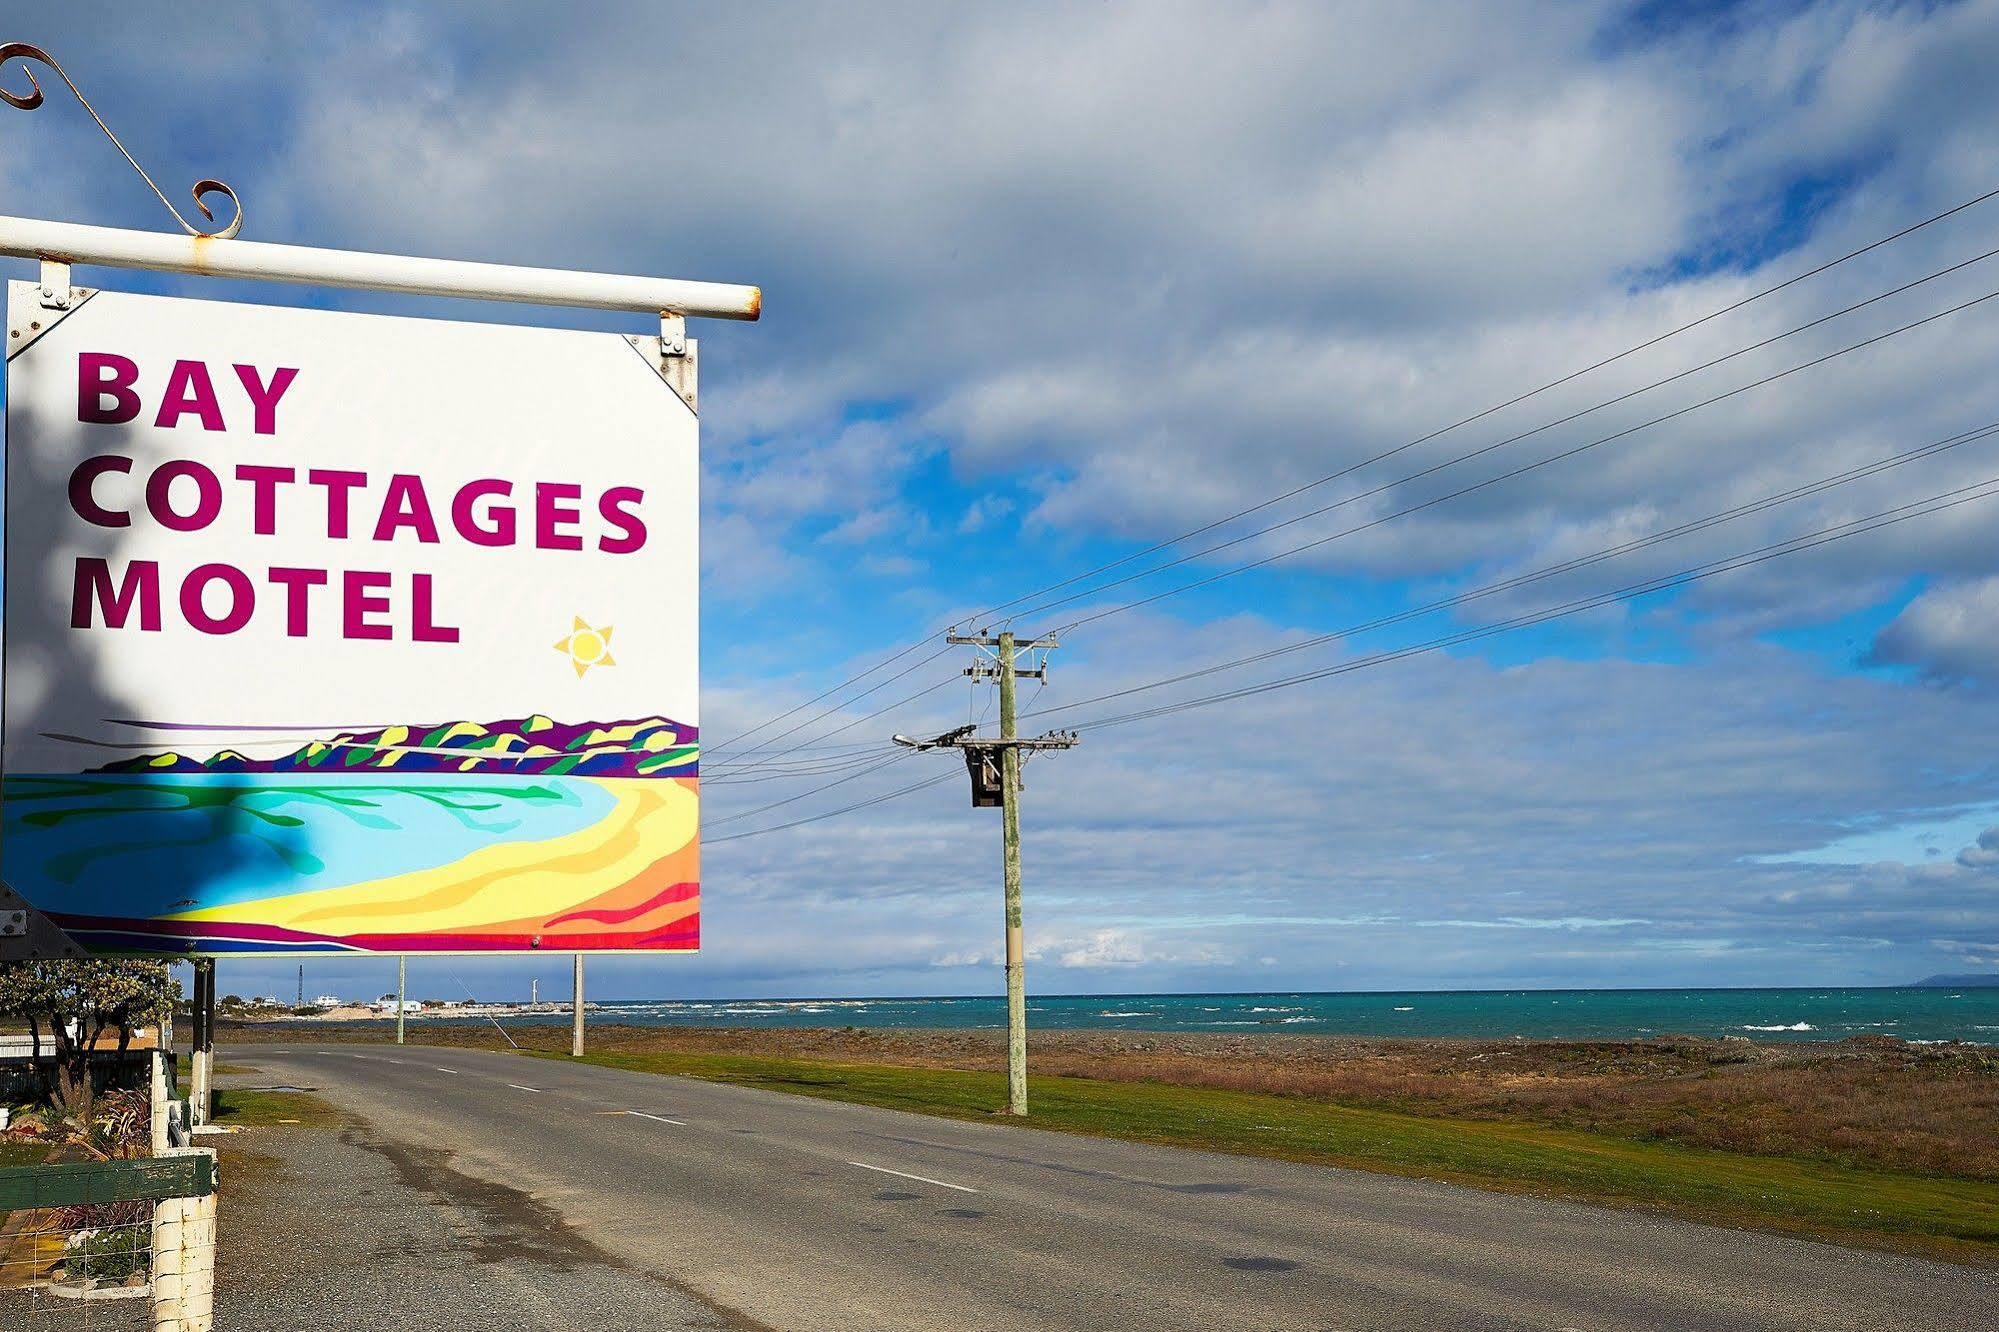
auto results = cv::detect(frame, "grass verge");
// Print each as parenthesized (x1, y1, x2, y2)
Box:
(209, 1087, 341, 1129)
(173, 1056, 253, 1083)
(0, 1141, 48, 1170)
(526, 1046, 1999, 1266)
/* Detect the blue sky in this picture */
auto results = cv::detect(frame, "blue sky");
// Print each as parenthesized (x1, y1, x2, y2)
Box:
(6, 1, 1999, 1003)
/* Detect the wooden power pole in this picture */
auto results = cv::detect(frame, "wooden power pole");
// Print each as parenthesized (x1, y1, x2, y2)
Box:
(897, 628, 1077, 1115)
(571, 954, 585, 1057)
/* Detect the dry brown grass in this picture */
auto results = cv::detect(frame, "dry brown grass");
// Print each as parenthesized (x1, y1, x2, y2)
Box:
(223, 1019, 1999, 1179)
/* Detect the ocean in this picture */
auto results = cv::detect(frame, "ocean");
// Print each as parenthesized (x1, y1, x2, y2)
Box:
(574, 987, 1999, 1044)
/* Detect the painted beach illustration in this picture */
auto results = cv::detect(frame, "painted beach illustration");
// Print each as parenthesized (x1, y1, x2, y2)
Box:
(1, 716, 700, 954)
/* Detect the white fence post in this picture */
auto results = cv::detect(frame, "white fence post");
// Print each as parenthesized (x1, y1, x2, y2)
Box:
(149, 1050, 171, 1154)
(149, 1146, 217, 1332)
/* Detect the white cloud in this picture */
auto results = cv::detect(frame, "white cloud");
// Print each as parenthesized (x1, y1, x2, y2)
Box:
(18, 3, 1999, 995)
(688, 607, 1999, 991)
(1871, 576, 1999, 684)
(25, 3, 1999, 618)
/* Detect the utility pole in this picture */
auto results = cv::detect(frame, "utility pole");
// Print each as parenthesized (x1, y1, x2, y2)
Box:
(571, 954, 586, 1057)
(994, 631, 1029, 1115)
(896, 628, 1077, 1115)
(396, 955, 406, 1046)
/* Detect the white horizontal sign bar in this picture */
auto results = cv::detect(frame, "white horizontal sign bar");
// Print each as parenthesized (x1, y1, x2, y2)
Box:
(0, 215, 761, 320)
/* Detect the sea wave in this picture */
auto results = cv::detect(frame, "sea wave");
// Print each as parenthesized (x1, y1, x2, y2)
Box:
(1741, 1022, 1816, 1032)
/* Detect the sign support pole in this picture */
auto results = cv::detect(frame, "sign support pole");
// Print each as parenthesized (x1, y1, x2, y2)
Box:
(396, 956, 406, 1046)
(189, 959, 213, 1127)
(571, 955, 585, 1058)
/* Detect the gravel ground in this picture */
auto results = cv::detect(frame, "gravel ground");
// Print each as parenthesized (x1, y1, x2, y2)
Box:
(210, 1114, 757, 1330)
(0, 1077, 758, 1331)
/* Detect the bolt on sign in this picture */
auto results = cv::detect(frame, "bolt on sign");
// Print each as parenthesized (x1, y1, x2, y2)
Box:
(3, 284, 700, 954)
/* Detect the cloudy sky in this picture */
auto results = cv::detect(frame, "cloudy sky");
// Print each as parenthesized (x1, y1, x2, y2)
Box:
(7, 1, 1999, 1002)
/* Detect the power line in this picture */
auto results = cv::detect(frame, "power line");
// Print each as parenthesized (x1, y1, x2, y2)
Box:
(1008, 247, 1999, 626)
(703, 671, 964, 780)
(699, 475, 1999, 844)
(704, 748, 905, 785)
(703, 637, 941, 757)
(699, 646, 958, 774)
(1066, 476, 1999, 732)
(703, 187, 1999, 770)
(958, 183, 1999, 626)
(708, 739, 895, 761)
(1023, 420, 1999, 720)
(703, 291, 1999, 811)
(1045, 285, 1999, 634)
(706, 751, 915, 825)
(704, 772, 958, 845)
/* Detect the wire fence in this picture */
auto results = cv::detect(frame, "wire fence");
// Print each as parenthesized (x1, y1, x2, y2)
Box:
(0, 1209, 166, 1330)
(0, 1086, 218, 1332)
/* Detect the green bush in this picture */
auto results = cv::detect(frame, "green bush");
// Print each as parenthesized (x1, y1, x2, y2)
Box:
(66, 1224, 149, 1283)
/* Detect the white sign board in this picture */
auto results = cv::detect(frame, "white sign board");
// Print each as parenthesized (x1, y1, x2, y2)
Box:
(3, 283, 700, 954)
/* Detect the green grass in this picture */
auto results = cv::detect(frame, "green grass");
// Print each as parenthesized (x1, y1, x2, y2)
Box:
(0, 1139, 50, 1169)
(208, 1087, 340, 1128)
(173, 1056, 251, 1083)
(0, 1137, 55, 1232)
(526, 1047, 1999, 1264)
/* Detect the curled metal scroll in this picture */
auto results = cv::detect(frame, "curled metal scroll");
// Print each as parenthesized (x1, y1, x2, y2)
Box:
(0, 41, 242, 239)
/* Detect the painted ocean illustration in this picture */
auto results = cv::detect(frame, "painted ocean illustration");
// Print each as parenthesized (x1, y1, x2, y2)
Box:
(2, 715, 700, 954)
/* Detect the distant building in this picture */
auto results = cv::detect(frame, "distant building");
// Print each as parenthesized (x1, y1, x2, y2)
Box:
(374, 998, 425, 1015)
(312, 995, 341, 1008)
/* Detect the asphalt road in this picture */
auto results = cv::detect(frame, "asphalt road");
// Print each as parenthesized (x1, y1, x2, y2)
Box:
(231, 1042, 1992, 1332)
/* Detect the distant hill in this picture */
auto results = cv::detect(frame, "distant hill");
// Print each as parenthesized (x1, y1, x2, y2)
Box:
(91, 715, 697, 779)
(1909, 973, 1999, 988)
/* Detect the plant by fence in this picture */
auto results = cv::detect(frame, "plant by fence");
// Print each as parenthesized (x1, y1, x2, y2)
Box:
(0, 1152, 217, 1331)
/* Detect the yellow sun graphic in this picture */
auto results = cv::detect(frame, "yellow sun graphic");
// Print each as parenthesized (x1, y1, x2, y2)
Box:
(554, 616, 616, 678)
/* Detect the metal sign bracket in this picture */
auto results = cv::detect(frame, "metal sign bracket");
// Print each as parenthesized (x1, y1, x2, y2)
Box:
(7, 264, 97, 360)
(0, 880, 89, 960)
(624, 314, 698, 416)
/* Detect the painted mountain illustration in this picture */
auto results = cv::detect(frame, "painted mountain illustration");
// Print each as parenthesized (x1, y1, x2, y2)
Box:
(91, 715, 698, 779)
